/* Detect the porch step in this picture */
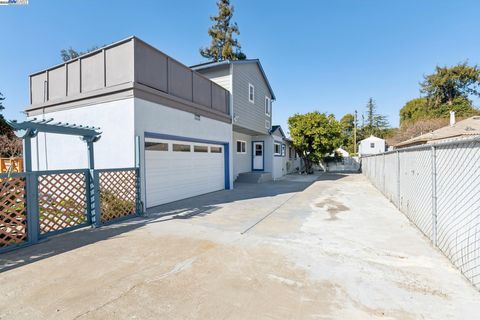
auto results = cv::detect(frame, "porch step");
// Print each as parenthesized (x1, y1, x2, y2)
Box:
(235, 172, 272, 183)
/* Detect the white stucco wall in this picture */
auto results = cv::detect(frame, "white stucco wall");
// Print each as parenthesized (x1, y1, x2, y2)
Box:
(359, 136, 386, 156)
(134, 98, 233, 206)
(30, 98, 136, 170)
(232, 131, 252, 179)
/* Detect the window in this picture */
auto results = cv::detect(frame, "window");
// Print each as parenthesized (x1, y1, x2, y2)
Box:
(370, 142, 375, 148)
(145, 142, 168, 151)
(289, 147, 293, 159)
(255, 144, 263, 156)
(236, 140, 246, 153)
(210, 146, 222, 153)
(173, 144, 191, 152)
(248, 83, 255, 103)
(265, 119, 271, 129)
(265, 97, 271, 116)
(274, 143, 281, 156)
(194, 145, 208, 153)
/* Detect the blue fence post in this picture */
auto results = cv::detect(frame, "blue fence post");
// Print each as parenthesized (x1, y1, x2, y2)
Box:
(26, 172, 40, 244)
(93, 170, 102, 227)
(85, 169, 93, 225)
(135, 168, 142, 216)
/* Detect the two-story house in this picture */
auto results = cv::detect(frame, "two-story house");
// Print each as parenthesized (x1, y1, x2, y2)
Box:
(23, 37, 289, 209)
(25, 37, 233, 209)
(192, 60, 286, 181)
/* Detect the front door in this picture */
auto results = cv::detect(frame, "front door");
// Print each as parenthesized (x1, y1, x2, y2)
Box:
(253, 141, 264, 171)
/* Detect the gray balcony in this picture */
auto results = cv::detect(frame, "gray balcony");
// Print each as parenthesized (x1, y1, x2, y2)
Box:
(27, 37, 230, 122)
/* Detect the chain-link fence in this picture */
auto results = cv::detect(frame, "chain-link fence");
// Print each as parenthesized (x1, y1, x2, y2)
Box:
(362, 138, 480, 290)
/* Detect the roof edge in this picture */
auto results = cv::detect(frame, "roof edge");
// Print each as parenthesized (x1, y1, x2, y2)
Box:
(191, 59, 276, 100)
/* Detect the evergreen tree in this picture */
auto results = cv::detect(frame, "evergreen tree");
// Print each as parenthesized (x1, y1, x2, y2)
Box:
(200, 0, 246, 61)
(60, 46, 100, 62)
(0, 91, 4, 113)
(363, 97, 389, 137)
(421, 62, 480, 106)
(0, 92, 13, 138)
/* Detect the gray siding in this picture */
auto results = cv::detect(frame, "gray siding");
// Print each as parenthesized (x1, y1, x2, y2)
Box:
(232, 63, 272, 135)
(27, 37, 230, 121)
(134, 42, 168, 92)
(30, 40, 134, 105)
(197, 65, 231, 92)
(232, 131, 252, 179)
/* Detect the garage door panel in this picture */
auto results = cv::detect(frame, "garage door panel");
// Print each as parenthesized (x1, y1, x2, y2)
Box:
(145, 138, 225, 207)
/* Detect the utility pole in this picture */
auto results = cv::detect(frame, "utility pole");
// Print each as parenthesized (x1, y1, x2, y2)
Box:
(354, 110, 357, 154)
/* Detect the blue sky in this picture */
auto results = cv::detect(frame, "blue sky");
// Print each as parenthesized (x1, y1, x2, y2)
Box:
(1, 0, 479, 132)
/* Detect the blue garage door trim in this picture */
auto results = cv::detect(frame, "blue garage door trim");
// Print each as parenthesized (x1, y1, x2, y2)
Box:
(144, 132, 230, 190)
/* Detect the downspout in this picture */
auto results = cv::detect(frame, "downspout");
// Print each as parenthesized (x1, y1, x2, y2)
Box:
(42, 79, 49, 170)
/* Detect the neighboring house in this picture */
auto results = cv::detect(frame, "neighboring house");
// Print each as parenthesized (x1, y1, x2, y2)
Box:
(358, 135, 386, 156)
(26, 37, 232, 209)
(269, 125, 288, 179)
(395, 113, 480, 148)
(333, 147, 349, 158)
(191, 59, 278, 181)
(284, 138, 302, 174)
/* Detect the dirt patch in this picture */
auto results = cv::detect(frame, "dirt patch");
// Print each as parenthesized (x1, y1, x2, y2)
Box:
(316, 197, 350, 220)
(397, 280, 449, 299)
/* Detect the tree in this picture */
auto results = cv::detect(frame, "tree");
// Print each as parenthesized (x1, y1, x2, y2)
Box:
(387, 118, 448, 146)
(0, 135, 22, 158)
(339, 113, 355, 153)
(0, 91, 4, 113)
(362, 97, 389, 137)
(288, 112, 342, 174)
(400, 96, 479, 126)
(0, 92, 13, 138)
(200, 0, 246, 61)
(399, 97, 430, 126)
(60, 46, 99, 62)
(340, 113, 354, 134)
(421, 62, 480, 106)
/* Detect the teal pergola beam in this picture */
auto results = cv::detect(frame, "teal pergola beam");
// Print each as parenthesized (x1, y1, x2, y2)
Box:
(7, 118, 102, 171)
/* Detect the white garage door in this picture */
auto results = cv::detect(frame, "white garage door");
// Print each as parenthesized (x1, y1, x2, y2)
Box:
(145, 138, 225, 208)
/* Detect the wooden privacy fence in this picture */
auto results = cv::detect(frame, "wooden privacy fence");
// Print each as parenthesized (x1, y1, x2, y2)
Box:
(0, 167, 140, 253)
(0, 158, 23, 173)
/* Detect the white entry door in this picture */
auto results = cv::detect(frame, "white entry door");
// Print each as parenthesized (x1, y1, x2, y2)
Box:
(253, 141, 264, 171)
(145, 138, 225, 208)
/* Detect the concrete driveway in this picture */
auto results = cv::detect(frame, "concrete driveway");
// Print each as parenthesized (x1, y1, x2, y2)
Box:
(1, 173, 479, 319)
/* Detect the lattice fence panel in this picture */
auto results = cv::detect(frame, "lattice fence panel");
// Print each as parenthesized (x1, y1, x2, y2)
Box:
(38, 172, 87, 234)
(0, 176, 27, 247)
(99, 170, 137, 223)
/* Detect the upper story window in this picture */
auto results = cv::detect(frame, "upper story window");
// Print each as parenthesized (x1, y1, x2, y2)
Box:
(370, 142, 375, 148)
(236, 140, 246, 154)
(265, 97, 271, 116)
(248, 83, 255, 103)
